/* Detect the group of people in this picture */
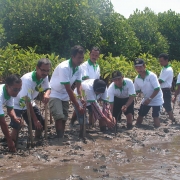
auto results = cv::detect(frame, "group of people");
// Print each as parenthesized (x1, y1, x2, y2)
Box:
(0, 45, 179, 152)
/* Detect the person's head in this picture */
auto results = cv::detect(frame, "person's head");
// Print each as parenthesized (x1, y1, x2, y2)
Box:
(71, 45, 84, 66)
(5, 74, 22, 97)
(111, 70, 124, 87)
(134, 58, 146, 74)
(36, 58, 51, 79)
(158, 53, 169, 66)
(90, 47, 100, 64)
(93, 79, 106, 95)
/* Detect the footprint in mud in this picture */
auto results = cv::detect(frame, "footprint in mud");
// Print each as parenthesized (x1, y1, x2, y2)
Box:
(67, 174, 83, 180)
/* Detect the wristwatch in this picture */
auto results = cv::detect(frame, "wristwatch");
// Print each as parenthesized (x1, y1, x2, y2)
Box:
(148, 97, 152, 101)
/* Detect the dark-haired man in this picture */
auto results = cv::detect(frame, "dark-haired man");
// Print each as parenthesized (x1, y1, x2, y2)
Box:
(134, 59, 163, 127)
(0, 74, 22, 151)
(49, 45, 84, 138)
(108, 70, 136, 129)
(74, 79, 115, 136)
(10, 58, 51, 141)
(158, 53, 175, 122)
(71, 47, 101, 126)
(81, 47, 100, 80)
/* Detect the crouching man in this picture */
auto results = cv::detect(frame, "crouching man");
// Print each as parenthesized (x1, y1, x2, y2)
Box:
(10, 58, 51, 141)
(74, 79, 115, 137)
(108, 71, 136, 129)
(134, 59, 163, 127)
(0, 75, 22, 151)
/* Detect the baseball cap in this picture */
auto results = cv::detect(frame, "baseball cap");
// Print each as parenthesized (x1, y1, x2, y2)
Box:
(111, 70, 123, 80)
(93, 79, 106, 93)
(134, 58, 145, 66)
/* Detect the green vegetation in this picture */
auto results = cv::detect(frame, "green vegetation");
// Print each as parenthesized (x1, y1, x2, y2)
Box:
(0, 44, 180, 83)
(0, 0, 180, 82)
(0, 0, 180, 60)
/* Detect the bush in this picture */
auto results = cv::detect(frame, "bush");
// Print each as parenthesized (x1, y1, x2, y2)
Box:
(1, 44, 180, 84)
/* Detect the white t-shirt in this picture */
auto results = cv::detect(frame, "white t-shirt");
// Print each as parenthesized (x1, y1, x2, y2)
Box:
(81, 59, 100, 80)
(108, 78, 136, 103)
(50, 59, 82, 101)
(14, 71, 50, 110)
(159, 65, 173, 88)
(75, 79, 108, 103)
(176, 73, 180, 85)
(0, 84, 14, 116)
(134, 70, 163, 106)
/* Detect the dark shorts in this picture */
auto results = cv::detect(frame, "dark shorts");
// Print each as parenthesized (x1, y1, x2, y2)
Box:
(138, 104, 160, 117)
(162, 89, 172, 112)
(113, 96, 134, 120)
(9, 106, 44, 130)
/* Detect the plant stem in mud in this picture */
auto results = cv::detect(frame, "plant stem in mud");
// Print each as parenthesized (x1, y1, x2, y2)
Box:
(82, 110, 86, 138)
(25, 96, 34, 148)
(44, 104, 48, 140)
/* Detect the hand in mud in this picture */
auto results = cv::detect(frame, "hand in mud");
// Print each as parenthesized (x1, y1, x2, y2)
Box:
(34, 120, 43, 130)
(121, 105, 127, 112)
(143, 98, 151, 105)
(7, 138, 16, 152)
(42, 93, 49, 104)
(104, 117, 115, 128)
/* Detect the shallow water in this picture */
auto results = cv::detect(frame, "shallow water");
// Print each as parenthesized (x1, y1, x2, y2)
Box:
(5, 136, 180, 180)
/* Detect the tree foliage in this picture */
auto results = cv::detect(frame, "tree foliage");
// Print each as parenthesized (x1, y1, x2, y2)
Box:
(128, 8, 169, 57)
(100, 13, 141, 59)
(0, 24, 5, 47)
(158, 10, 180, 60)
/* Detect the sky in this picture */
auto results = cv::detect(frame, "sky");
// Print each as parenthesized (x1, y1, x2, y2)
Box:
(111, 0, 180, 18)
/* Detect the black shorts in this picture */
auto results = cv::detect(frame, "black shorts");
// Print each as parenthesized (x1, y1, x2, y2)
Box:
(138, 104, 160, 117)
(86, 105, 92, 114)
(113, 96, 134, 120)
(9, 106, 44, 130)
(162, 89, 172, 112)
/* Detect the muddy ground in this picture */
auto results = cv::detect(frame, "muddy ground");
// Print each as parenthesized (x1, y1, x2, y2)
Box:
(1, 100, 180, 180)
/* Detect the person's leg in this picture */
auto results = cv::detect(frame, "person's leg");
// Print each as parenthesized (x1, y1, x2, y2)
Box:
(113, 96, 123, 121)
(62, 100, 69, 134)
(125, 113, 133, 128)
(136, 104, 150, 125)
(87, 105, 94, 127)
(152, 106, 161, 127)
(10, 109, 23, 142)
(70, 111, 77, 126)
(163, 90, 175, 122)
(124, 98, 134, 128)
(32, 106, 44, 138)
(49, 98, 67, 138)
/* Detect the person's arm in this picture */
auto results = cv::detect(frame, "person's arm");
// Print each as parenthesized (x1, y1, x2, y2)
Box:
(7, 107, 21, 124)
(143, 88, 160, 105)
(122, 96, 135, 112)
(0, 116, 15, 151)
(109, 103, 114, 113)
(64, 84, 84, 114)
(25, 99, 42, 130)
(43, 89, 51, 104)
(143, 74, 161, 105)
(122, 81, 136, 112)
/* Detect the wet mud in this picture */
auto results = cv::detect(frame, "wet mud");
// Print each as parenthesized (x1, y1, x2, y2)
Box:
(1, 101, 180, 179)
